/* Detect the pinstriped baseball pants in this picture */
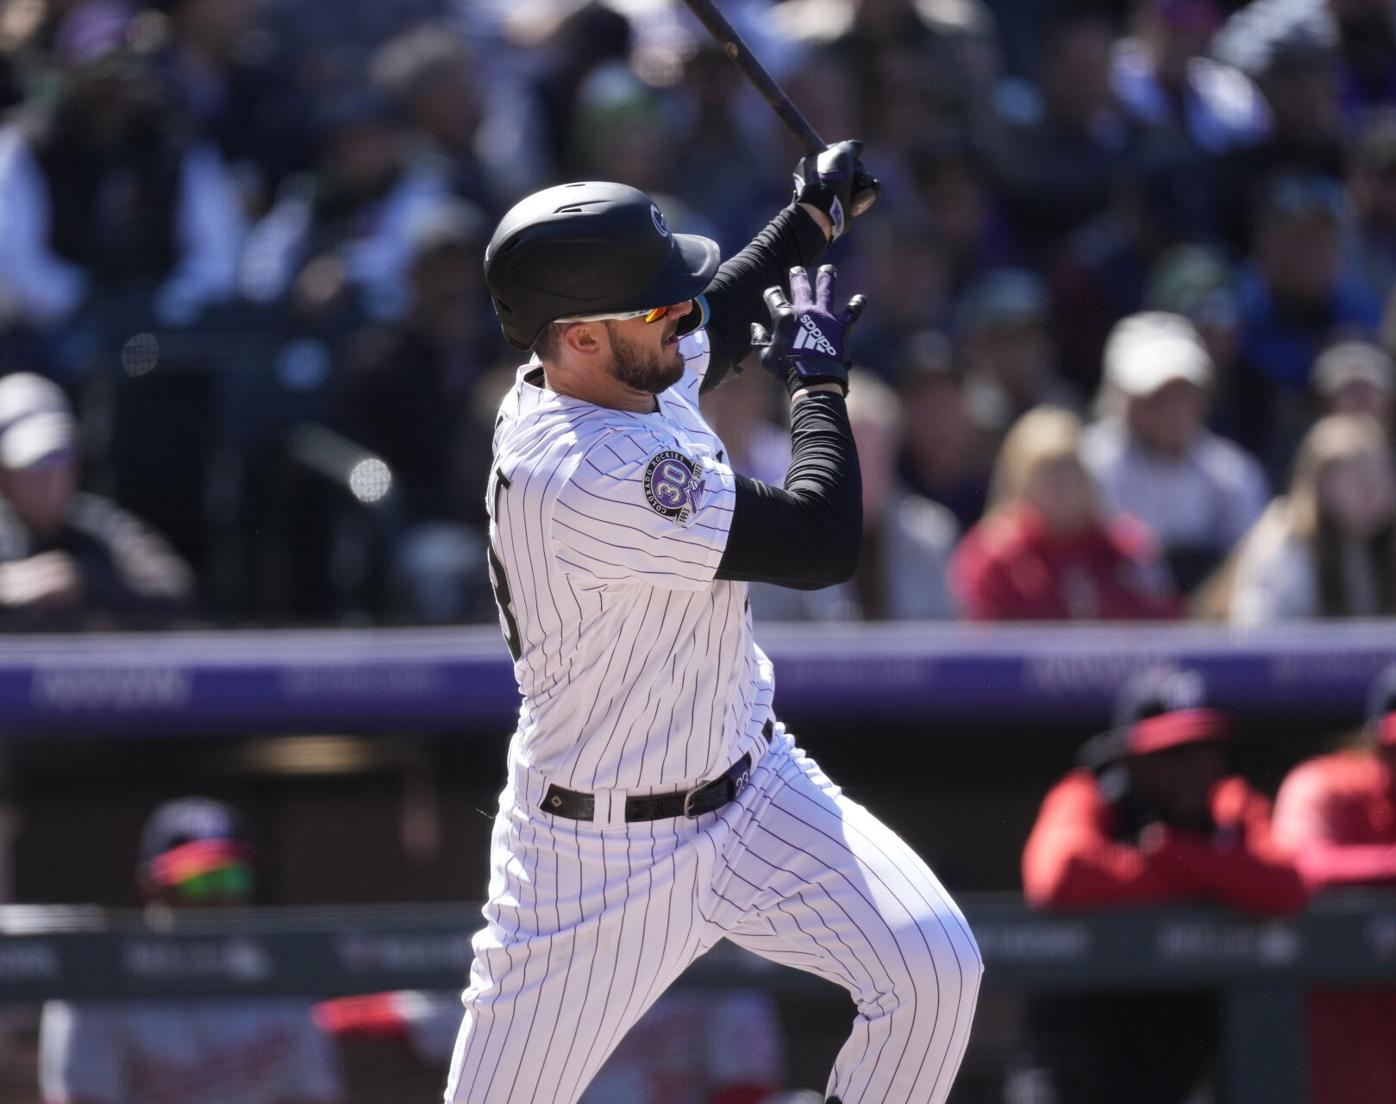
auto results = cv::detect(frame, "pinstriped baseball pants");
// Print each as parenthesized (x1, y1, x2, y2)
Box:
(444, 728, 983, 1104)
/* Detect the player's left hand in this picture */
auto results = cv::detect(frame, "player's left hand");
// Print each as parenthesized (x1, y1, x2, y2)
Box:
(750, 264, 866, 396)
(793, 140, 880, 240)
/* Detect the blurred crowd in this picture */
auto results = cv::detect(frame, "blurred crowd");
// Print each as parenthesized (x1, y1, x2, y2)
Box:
(3, 0, 1396, 628)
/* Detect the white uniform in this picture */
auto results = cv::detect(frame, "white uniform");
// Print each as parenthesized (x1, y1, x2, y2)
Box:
(39, 1000, 344, 1104)
(446, 329, 982, 1104)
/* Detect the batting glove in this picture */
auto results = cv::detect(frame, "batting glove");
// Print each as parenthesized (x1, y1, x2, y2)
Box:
(751, 264, 867, 397)
(793, 140, 880, 240)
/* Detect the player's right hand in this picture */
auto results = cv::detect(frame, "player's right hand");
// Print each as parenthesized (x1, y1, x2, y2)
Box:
(750, 264, 866, 397)
(792, 140, 880, 239)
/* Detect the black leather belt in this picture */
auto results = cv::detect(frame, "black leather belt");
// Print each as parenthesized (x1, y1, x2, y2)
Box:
(543, 753, 752, 822)
(542, 720, 773, 823)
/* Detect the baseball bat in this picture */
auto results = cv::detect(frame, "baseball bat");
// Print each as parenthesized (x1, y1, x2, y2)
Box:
(678, 0, 878, 216)
(679, 0, 824, 155)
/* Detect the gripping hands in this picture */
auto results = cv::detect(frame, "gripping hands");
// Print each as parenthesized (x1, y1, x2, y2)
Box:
(751, 264, 867, 397)
(793, 140, 880, 240)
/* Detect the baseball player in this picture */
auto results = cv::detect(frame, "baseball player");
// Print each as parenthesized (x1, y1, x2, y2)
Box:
(39, 797, 346, 1104)
(446, 143, 982, 1104)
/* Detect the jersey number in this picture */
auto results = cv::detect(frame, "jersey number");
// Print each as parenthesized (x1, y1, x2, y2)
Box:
(487, 467, 522, 662)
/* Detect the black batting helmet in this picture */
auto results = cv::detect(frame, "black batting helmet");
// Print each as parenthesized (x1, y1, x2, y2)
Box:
(484, 181, 720, 350)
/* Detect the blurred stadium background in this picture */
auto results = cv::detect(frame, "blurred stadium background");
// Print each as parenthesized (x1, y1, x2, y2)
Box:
(2, 0, 1396, 1101)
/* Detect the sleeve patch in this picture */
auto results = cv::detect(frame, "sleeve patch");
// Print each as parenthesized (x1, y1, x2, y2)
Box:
(643, 450, 706, 527)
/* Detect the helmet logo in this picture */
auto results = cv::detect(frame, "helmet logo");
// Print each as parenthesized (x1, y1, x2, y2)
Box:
(650, 204, 670, 238)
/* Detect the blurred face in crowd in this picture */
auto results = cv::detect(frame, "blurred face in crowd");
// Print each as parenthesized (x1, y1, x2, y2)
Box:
(1040, 19, 1115, 132)
(1257, 211, 1342, 303)
(1259, 61, 1341, 149)
(412, 241, 480, 338)
(1326, 377, 1394, 423)
(329, 118, 402, 196)
(902, 375, 974, 481)
(1129, 740, 1227, 830)
(0, 457, 76, 540)
(966, 319, 1053, 407)
(1128, 378, 1206, 457)
(1320, 445, 1396, 538)
(409, 55, 482, 154)
(917, 156, 987, 259)
(1022, 454, 1096, 535)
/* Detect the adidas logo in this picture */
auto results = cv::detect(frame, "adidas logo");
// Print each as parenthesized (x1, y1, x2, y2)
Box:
(793, 316, 837, 355)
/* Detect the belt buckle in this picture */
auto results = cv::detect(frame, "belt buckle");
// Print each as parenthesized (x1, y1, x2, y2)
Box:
(682, 782, 707, 819)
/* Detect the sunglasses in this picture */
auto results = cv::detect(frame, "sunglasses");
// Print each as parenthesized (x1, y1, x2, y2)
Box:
(554, 303, 681, 325)
(172, 863, 253, 903)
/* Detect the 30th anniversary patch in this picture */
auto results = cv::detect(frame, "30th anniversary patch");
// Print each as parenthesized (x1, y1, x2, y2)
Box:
(643, 450, 706, 527)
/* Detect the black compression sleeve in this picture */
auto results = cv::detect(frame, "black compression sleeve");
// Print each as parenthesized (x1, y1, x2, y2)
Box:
(700, 205, 829, 392)
(714, 391, 861, 589)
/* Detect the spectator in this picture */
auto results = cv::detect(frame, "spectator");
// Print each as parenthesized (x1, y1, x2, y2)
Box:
(1313, 338, 1394, 427)
(671, 42, 787, 255)
(842, 214, 952, 378)
(150, 0, 314, 213)
(1143, 243, 1243, 418)
(372, 22, 507, 218)
(1082, 312, 1269, 592)
(1212, 7, 1342, 248)
(39, 796, 347, 1104)
(955, 269, 1077, 445)
(1272, 663, 1396, 1104)
(1111, 0, 1270, 153)
(335, 200, 497, 622)
(240, 87, 449, 325)
(1048, 158, 1213, 392)
(0, 6, 244, 332)
(753, 370, 958, 622)
(1232, 170, 1382, 473)
(896, 330, 992, 530)
(0, 372, 193, 629)
(950, 406, 1181, 620)
(1345, 110, 1396, 304)
(1208, 413, 1396, 623)
(987, 6, 1148, 260)
(910, 134, 1020, 295)
(1010, 667, 1305, 1103)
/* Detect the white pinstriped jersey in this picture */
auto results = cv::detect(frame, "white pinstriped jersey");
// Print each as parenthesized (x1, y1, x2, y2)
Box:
(487, 328, 775, 791)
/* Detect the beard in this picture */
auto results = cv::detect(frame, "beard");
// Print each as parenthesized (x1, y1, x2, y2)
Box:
(605, 321, 685, 394)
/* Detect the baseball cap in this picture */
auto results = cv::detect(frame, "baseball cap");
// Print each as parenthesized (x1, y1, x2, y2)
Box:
(1103, 312, 1213, 398)
(1145, 244, 1237, 329)
(139, 797, 252, 889)
(1367, 664, 1396, 747)
(0, 373, 76, 471)
(1313, 341, 1394, 398)
(954, 270, 1047, 336)
(1113, 668, 1230, 756)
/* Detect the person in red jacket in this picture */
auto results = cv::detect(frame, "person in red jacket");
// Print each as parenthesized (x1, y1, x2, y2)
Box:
(950, 406, 1181, 620)
(1007, 668, 1305, 1104)
(1272, 663, 1396, 1104)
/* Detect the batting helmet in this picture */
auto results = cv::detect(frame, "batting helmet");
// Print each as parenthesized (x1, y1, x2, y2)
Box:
(484, 181, 720, 350)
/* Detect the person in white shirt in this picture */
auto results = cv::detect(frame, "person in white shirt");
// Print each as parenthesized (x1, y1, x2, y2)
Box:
(1082, 311, 1269, 593)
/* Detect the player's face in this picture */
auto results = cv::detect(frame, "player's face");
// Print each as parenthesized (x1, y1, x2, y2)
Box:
(603, 301, 692, 394)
